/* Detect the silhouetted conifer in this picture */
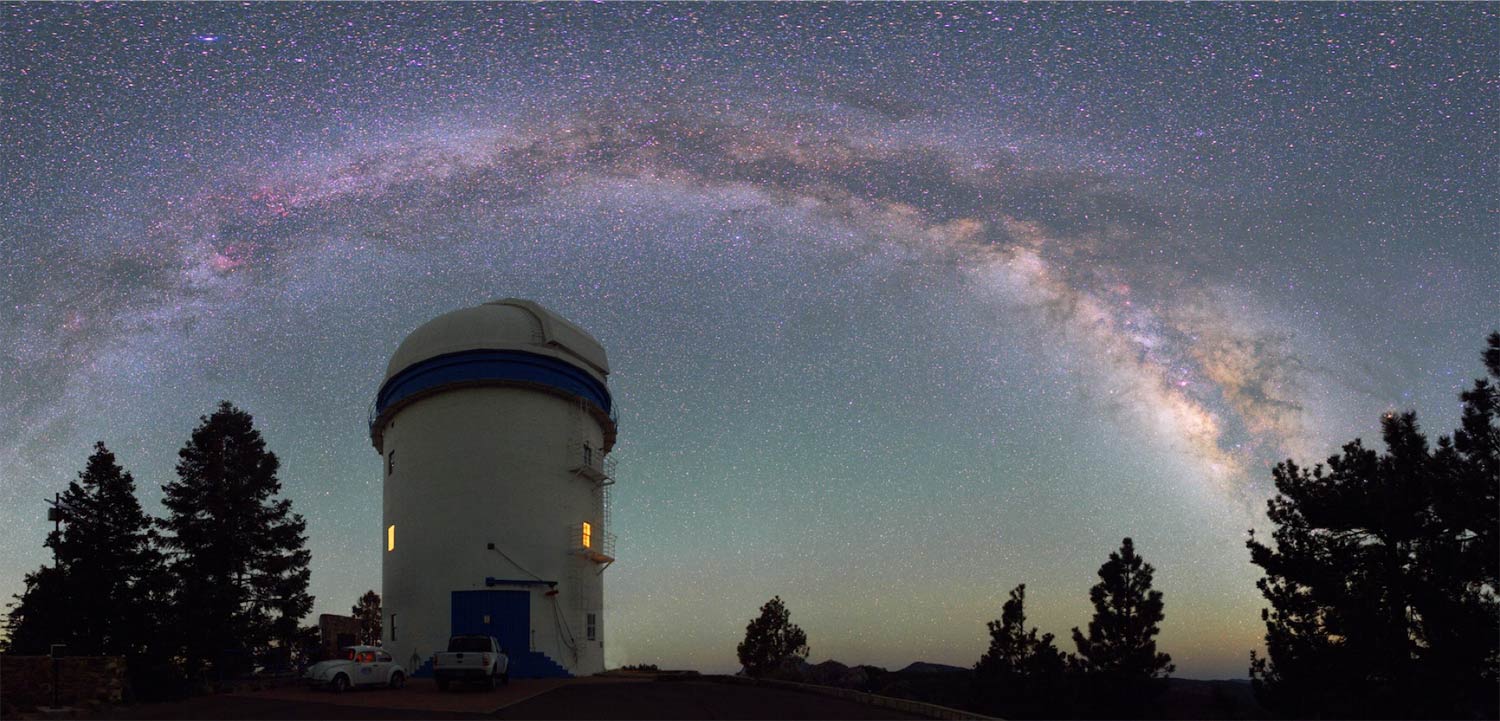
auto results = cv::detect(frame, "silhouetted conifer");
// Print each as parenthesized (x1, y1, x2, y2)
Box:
(1248, 333, 1500, 719)
(2, 443, 180, 699)
(291, 624, 322, 666)
(973, 584, 1069, 718)
(351, 589, 382, 646)
(55, 444, 170, 655)
(2, 444, 168, 655)
(737, 595, 809, 678)
(159, 402, 313, 680)
(1071, 538, 1173, 718)
(2, 566, 68, 655)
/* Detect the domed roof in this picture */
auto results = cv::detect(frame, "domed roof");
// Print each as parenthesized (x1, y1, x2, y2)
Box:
(384, 299, 609, 383)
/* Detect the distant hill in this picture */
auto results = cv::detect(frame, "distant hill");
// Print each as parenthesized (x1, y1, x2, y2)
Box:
(802, 659, 880, 689)
(1157, 677, 1266, 720)
(745, 655, 1263, 720)
(897, 661, 968, 674)
(774, 659, 1266, 720)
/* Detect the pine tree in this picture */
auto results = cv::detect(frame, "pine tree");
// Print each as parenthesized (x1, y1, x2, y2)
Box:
(351, 590, 382, 646)
(2, 443, 167, 658)
(1248, 334, 1500, 719)
(291, 624, 322, 666)
(973, 584, 1069, 718)
(160, 402, 313, 679)
(1435, 332, 1500, 603)
(1071, 538, 1173, 717)
(736, 596, 809, 678)
(56, 443, 169, 656)
(1431, 332, 1500, 710)
(2, 566, 69, 654)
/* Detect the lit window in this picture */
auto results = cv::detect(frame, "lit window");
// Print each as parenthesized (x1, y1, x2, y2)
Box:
(582, 522, 592, 549)
(387, 524, 395, 552)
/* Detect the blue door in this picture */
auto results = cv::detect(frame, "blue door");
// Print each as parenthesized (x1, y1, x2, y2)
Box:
(450, 590, 529, 655)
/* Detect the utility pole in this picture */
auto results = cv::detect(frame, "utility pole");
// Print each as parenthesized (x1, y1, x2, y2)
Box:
(50, 643, 66, 709)
(46, 492, 63, 567)
(44, 493, 72, 710)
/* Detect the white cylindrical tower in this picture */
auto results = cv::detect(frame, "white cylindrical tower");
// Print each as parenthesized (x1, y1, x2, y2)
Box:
(372, 299, 616, 678)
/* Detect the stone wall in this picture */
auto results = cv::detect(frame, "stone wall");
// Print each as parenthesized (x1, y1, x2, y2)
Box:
(0, 655, 125, 711)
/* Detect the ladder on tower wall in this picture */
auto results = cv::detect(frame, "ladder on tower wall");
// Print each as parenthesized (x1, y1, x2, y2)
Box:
(567, 398, 617, 568)
(568, 398, 616, 484)
(601, 483, 612, 544)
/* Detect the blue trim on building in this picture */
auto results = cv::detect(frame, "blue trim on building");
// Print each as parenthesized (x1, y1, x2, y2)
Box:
(376, 349, 611, 418)
(410, 658, 435, 678)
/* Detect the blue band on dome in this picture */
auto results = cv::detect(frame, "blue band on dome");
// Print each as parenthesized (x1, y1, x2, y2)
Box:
(376, 349, 611, 418)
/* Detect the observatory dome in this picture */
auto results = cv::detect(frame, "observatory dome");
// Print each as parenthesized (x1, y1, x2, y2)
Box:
(372, 299, 614, 452)
(384, 299, 609, 382)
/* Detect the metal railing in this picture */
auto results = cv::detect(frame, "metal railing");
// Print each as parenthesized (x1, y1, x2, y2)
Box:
(601, 484, 612, 538)
(567, 441, 616, 483)
(598, 530, 617, 560)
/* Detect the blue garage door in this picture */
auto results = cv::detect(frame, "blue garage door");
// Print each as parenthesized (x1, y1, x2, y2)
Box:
(450, 590, 529, 655)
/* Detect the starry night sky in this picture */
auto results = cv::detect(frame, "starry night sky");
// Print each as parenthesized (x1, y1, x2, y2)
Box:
(2, 3, 1495, 679)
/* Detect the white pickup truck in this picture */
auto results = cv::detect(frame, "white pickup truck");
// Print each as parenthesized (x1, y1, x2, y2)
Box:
(433, 635, 509, 690)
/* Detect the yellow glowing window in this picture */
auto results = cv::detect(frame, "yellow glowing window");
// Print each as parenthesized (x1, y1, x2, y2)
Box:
(387, 524, 395, 552)
(582, 522, 592, 549)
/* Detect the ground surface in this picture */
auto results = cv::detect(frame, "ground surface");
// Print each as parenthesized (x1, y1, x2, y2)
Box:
(73, 676, 922, 720)
(82, 694, 489, 720)
(493, 679, 918, 720)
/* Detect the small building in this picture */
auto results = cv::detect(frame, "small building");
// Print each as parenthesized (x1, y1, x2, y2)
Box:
(370, 299, 616, 678)
(315, 608, 364, 659)
(316, 613, 364, 660)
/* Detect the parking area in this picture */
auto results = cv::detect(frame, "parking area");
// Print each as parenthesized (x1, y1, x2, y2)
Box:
(86, 692, 489, 719)
(241, 676, 636, 715)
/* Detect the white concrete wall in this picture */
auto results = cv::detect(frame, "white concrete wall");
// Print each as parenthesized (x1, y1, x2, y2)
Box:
(379, 386, 607, 675)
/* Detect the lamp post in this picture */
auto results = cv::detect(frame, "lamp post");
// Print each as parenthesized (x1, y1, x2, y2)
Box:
(50, 643, 66, 709)
(46, 493, 63, 566)
(44, 493, 75, 710)
(44, 492, 78, 562)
